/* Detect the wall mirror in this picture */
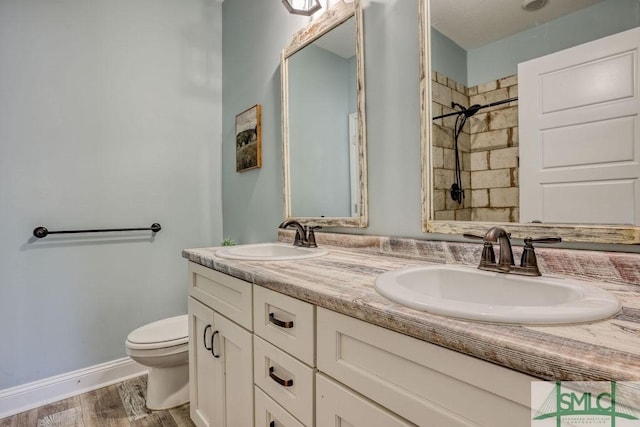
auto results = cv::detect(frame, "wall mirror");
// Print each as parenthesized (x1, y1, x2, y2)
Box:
(282, 0, 368, 227)
(421, 0, 640, 243)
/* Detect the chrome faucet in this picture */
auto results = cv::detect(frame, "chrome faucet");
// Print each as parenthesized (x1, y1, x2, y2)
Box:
(464, 228, 561, 276)
(278, 220, 321, 248)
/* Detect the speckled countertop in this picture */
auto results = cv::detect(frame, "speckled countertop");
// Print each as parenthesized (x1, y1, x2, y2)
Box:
(183, 232, 640, 382)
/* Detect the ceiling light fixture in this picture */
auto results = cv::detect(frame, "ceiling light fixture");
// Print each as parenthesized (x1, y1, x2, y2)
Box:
(282, 0, 322, 16)
(521, 0, 547, 11)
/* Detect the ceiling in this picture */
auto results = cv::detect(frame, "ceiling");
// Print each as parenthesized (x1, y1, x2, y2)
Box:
(430, 0, 603, 50)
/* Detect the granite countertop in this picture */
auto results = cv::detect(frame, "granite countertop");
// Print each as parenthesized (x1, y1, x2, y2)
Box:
(183, 235, 640, 382)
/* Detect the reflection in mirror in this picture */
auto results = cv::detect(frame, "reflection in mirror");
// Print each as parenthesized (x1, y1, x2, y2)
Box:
(288, 17, 357, 217)
(282, 0, 367, 227)
(421, 0, 640, 243)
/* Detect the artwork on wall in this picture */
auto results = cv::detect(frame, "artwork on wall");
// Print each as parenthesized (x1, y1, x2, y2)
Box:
(235, 104, 262, 172)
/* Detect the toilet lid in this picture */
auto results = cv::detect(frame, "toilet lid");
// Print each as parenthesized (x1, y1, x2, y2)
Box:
(127, 314, 188, 346)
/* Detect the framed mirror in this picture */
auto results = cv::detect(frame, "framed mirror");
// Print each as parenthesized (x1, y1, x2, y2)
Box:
(282, 0, 368, 228)
(420, 0, 640, 243)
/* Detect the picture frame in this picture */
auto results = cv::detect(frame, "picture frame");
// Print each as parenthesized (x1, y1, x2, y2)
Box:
(235, 104, 262, 172)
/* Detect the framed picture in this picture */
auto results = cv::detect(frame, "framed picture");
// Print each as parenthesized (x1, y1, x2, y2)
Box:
(235, 104, 262, 172)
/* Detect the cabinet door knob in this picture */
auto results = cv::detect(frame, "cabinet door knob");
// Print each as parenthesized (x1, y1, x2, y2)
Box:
(211, 330, 220, 358)
(269, 366, 293, 387)
(269, 312, 294, 329)
(203, 324, 212, 351)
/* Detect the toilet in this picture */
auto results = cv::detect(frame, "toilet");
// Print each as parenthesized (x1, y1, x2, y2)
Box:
(125, 315, 189, 410)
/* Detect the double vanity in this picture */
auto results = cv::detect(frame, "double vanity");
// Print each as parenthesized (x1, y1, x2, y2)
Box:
(183, 231, 640, 427)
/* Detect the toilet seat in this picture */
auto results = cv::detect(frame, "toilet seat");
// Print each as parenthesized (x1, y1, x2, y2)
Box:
(126, 314, 188, 351)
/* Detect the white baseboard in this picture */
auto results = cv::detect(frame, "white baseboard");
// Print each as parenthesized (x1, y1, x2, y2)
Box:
(0, 357, 148, 419)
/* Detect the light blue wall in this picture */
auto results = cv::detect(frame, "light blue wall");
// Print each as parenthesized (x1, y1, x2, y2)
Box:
(221, 0, 305, 244)
(222, 0, 422, 242)
(430, 28, 467, 85)
(467, 0, 640, 86)
(289, 45, 351, 217)
(0, 0, 222, 389)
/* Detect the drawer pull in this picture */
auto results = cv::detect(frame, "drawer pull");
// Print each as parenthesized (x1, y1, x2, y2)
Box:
(269, 422, 275, 427)
(269, 366, 293, 387)
(203, 324, 212, 351)
(211, 330, 220, 358)
(269, 312, 294, 329)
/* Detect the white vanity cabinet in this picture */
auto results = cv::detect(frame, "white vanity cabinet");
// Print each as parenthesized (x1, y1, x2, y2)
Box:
(186, 261, 538, 427)
(187, 262, 254, 427)
(253, 286, 316, 427)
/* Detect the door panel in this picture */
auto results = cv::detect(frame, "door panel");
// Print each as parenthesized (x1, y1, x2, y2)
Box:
(519, 27, 640, 224)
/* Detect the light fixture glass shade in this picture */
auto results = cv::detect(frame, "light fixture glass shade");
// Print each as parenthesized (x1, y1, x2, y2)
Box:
(282, 0, 322, 16)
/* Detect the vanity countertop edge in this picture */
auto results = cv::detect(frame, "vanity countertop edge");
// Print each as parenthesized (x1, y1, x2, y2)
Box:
(182, 243, 640, 382)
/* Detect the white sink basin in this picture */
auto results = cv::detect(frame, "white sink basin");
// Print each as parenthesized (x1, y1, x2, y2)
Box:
(216, 243, 329, 261)
(375, 265, 621, 325)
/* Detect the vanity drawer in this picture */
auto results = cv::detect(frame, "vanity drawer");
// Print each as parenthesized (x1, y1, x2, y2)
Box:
(255, 386, 306, 427)
(254, 335, 315, 427)
(316, 373, 414, 427)
(317, 308, 534, 427)
(254, 285, 315, 366)
(188, 261, 252, 330)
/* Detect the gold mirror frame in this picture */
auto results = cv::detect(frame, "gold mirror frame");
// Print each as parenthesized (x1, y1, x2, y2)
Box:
(282, 0, 368, 228)
(419, 0, 640, 244)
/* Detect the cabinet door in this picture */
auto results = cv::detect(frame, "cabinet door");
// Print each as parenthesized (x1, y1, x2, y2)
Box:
(212, 311, 254, 427)
(189, 297, 254, 427)
(188, 297, 216, 427)
(316, 373, 414, 427)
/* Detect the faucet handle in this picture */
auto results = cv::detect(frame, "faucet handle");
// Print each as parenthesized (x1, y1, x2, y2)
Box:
(464, 233, 496, 267)
(528, 237, 562, 244)
(307, 226, 321, 248)
(519, 236, 561, 276)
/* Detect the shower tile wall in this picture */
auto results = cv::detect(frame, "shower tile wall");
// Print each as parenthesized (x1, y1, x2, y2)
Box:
(431, 72, 519, 222)
(432, 71, 471, 221)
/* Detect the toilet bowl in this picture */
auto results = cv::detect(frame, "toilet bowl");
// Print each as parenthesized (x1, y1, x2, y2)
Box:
(125, 315, 189, 410)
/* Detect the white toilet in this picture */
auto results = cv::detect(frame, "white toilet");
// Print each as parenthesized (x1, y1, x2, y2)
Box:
(125, 315, 189, 410)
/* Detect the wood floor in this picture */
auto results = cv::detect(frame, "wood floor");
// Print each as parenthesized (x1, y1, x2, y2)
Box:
(0, 375, 195, 427)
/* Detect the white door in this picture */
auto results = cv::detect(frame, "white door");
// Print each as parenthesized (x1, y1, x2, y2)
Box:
(519, 27, 640, 225)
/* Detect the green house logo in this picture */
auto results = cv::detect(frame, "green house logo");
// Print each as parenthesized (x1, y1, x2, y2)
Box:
(531, 381, 640, 427)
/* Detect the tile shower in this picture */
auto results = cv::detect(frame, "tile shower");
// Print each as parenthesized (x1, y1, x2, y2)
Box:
(431, 72, 519, 222)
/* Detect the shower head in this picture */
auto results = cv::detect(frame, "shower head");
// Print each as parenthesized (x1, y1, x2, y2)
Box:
(464, 104, 482, 117)
(451, 102, 482, 118)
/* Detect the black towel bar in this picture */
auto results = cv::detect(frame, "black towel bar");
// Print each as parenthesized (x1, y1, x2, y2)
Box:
(33, 223, 161, 238)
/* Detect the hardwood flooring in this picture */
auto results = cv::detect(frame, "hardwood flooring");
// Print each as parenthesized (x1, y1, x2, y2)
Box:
(0, 376, 195, 427)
